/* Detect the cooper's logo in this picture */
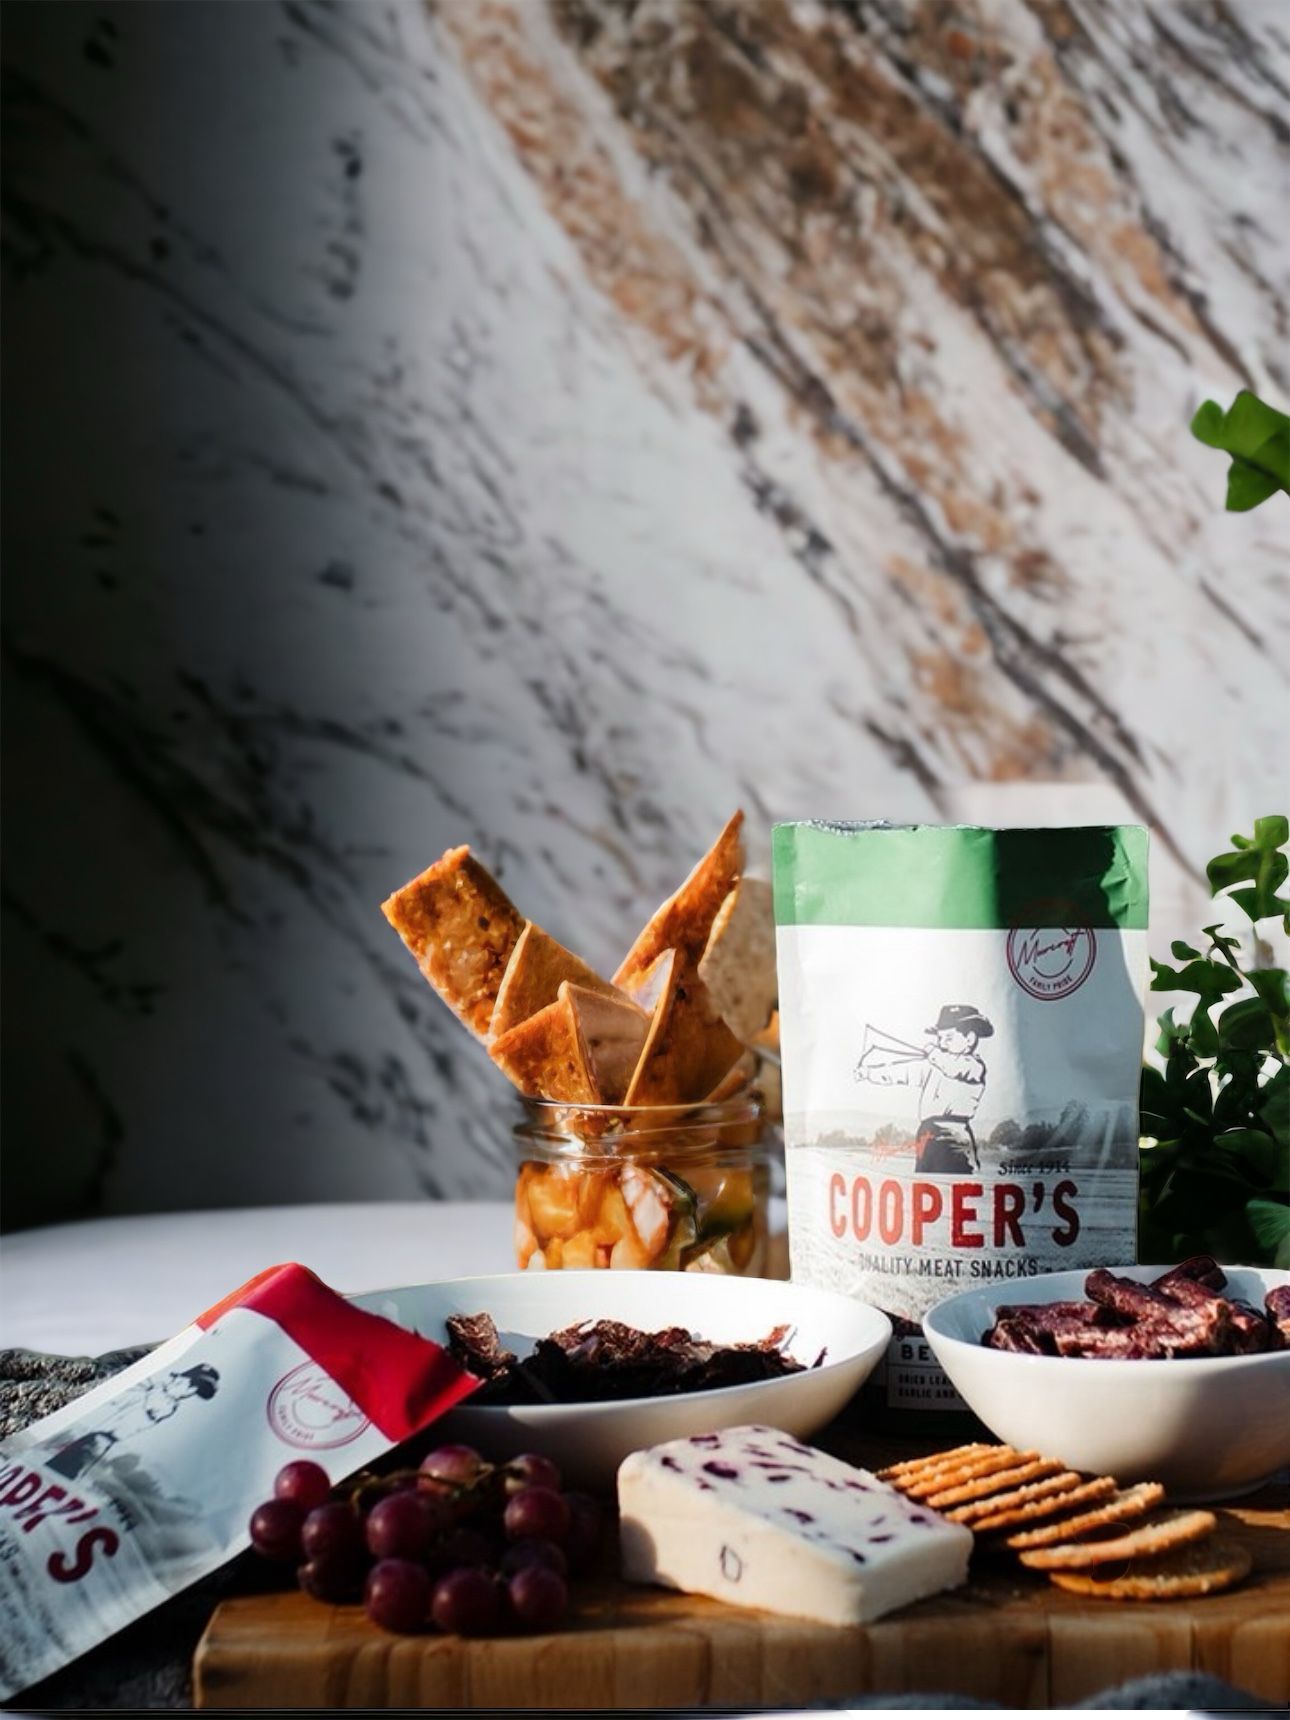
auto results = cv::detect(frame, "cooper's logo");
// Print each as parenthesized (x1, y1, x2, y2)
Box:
(267, 1362, 370, 1450)
(1007, 903, 1096, 1001)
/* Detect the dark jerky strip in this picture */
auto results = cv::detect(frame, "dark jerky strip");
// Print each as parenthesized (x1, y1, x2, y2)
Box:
(1050, 1318, 1220, 1359)
(1266, 1284, 1290, 1343)
(1153, 1276, 1270, 1353)
(984, 1319, 1052, 1354)
(1153, 1254, 1227, 1292)
(447, 1313, 808, 1405)
(1084, 1269, 1227, 1351)
(994, 1300, 1121, 1331)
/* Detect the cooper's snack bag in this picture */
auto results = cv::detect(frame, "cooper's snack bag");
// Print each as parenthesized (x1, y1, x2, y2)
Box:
(0, 1263, 479, 1698)
(773, 822, 1148, 1428)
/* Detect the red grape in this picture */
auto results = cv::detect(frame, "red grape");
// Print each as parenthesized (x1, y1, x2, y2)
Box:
(507, 1564, 568, 1632)
(499, 1538, 567, 1580)
(366, 1559, 431, 1634)
(502, 1453, 562, 1496)
(301, 1501, 365, 1566)
(365, 1490, 446, 1561)
(249, 1497, 304, 1562)
(299, 1552, 365, 1604)
(419, 1444, 486, 1487)
(436, 1526, 495, 1569)
(503, 1486, 570, 1545)
(431, 1566, 499, 1637)
(273, 1460, 331, 1513)
(563, 1491, 602, 1574)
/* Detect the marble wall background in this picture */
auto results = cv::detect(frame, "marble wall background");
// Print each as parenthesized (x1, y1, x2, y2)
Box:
(3, 0, 1287, 1230)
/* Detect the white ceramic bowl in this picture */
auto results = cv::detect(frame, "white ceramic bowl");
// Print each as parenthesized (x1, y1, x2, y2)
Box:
(923, 1265, 1290, 1501)
(352, 1272, 889, 1492)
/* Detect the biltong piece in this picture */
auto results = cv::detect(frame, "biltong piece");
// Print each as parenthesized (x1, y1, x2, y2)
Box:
(447, 1313, 808, 1406)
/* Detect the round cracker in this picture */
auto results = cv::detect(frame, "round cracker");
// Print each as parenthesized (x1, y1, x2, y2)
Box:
(903, 1447, 1036, 1499)
(1046, 1535, 1251, 1600)
(948, 1470, 1089, 1526)
(1018, 1508, 1217, 1570)
(965, 1474, 1117, 1533)
(926, 1458, 1065, 1509)
(1004, 1482, 1166, 1550)
(876, 1443, 996, 1481)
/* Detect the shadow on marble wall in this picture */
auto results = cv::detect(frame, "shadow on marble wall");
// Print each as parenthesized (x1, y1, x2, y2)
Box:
(2, 0, 1286, 1230)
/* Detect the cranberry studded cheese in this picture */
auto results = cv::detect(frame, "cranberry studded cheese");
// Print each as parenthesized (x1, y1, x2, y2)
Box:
(617, 1424, 972, 1624)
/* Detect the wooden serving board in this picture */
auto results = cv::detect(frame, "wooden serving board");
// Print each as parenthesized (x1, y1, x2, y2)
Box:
(194, 1483, 1290, 1709)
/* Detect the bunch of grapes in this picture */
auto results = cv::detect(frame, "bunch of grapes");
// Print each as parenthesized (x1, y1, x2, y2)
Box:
(248, 1447, 601, 1636)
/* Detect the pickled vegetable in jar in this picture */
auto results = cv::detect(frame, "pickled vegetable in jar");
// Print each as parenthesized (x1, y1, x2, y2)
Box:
(514, 1097, 771, 1275)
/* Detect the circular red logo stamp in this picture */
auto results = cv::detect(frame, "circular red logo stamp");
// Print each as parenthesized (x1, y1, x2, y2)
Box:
(1007, 902, 1097, 1001)
(267, 1361, 371, 1450)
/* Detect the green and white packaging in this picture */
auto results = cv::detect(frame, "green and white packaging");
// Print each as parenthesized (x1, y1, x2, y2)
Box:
(772, 822, 1149, 1424)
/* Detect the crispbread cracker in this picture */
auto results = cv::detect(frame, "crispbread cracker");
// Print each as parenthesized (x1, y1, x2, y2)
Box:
(925, 1458, 1065, 1509)
(876, 1444, 995, 1481)
(614, 812, 745, 988)
(564, 982, 649, 1105)
(706, 1052, 755, 1103)
(697, 878, 777, 1041)
(950, 1471, 1108, 1528)
(1004, 1482, 1166, 1549)
(489, 923, 618, 1040)
(1018, 1507, 1217, 1569)
(382, 846, 525, 1039)
(624, 956, 745, 1106)
(903, 1447, 1036, 1498)
(1046, 1534, 1250, 1600)
(489, 991, 597, 1104)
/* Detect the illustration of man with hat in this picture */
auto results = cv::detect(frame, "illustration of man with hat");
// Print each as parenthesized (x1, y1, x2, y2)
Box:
(856, 1003, 995, 1174)
(44, 1365, 221, 1480)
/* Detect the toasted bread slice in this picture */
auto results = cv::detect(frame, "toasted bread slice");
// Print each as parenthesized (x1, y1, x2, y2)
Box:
(382, 847, 524, 1040)
(614, 812, 745, 988)
(490, 922, 618, 1041)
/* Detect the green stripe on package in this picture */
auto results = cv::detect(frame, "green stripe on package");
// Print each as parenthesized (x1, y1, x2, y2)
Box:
(773, 823, 1149, 1429)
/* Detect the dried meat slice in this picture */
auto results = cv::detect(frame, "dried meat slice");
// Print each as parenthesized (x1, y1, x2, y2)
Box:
(1264, 1284, 1290, 1344)
(1153, 1275, 1270, 1353)
(1153, 1255, 1227, 1292)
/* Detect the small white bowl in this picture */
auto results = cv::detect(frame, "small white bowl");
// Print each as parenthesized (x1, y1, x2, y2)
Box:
(352, 1272, 889, 1492)
(923, 1265, 1290, 1501)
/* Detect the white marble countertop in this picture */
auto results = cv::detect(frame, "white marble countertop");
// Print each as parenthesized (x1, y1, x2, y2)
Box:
(0, 1199, 794, 1357)
(0, 1202, 518, 1357)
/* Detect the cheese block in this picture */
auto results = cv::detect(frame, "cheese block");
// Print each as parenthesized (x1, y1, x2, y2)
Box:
(617, 1424, 972, 1625)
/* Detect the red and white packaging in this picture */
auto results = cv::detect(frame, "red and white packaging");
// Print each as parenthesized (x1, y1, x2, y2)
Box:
(0, 1262, 480, 1699)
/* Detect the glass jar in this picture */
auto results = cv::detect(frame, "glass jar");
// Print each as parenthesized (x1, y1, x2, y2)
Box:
(514, 1097, 772, 1275)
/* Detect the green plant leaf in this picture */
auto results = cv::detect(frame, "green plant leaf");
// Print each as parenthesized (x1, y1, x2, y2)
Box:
(1217, 994, 1276, 1051)
(1207, 818, 1290, 923)
(1149, 957, 1242, 999)
(1245, 967, 1289, 1016)
(1226, 461, 1280, 511)
(1190, 390, 1288, 457)
(1191, 390, 1290, 511)
(1245, 1197, 1290, 1267)
(1211, 1127, 1285, 1188)
(1170, 940, 1202, 961)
